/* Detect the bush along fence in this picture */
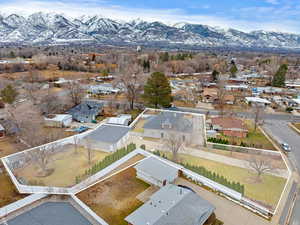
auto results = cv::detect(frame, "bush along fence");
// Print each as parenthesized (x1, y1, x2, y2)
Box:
(75, 143, 136, 183)
(153, 151, 245, 195)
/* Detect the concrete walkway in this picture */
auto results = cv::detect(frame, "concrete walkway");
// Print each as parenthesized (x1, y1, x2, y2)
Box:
(182, 148, 289, 178)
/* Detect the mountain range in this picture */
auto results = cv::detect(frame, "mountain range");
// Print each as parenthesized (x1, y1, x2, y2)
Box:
(1, 12, 300, 49)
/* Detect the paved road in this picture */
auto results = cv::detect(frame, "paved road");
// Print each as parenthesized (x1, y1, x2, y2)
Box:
(169, 106, 300, 122)
(263, 120, 300, 225)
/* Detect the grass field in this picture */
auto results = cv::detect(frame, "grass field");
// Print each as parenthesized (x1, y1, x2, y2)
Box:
(162, 152, 286, 208)
(14, 146, 108, 187)
(0, 172, 26, 208)
(219, 120, 276, 150)
(132, 119, 146, 133)
(77, 167, 150, 225)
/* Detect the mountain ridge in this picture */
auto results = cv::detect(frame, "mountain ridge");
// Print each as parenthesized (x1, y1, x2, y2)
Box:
(0, 12, 300, 49)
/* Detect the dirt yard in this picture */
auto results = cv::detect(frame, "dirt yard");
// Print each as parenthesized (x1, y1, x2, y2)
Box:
(0, 137, 24, 158)
(14, 146, 108, 187)
(77, 167, 150, 225)
(0, 170, 26, 208)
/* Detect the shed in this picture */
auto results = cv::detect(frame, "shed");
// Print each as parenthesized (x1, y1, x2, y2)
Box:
(134, 157, 179, 187)
(107, 114, 132, 126)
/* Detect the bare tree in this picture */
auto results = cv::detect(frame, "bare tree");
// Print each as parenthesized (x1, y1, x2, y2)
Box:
(29, 146, 52, 176)
(253, 104, 263, 131)
(73, 135, 80, 154)
(163, 131, 185, 162)
(68, 81, 84, 105)
(247, 157, 274, 181)
(115, 63, 146, 110)
(216, 79, 227, 116)
(84, 138, 94, 165)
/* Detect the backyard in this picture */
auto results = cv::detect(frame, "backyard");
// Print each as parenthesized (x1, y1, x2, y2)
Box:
(0, 171, 26, 208)
(217, 120, 276, 150)
(132, 118, 146, 133)
(77, 167, 150, 225)
(0, 137, 24, 158)
(14, 145, 109, 187)
(161, 152, 286, 209)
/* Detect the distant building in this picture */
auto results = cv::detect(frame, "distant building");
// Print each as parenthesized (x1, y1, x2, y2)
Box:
(202, 88, 218, 103)
(0, 123, 5, 138)
(88, 83, 120, 95)
(245, 97, 271, 107)
(68, 101, 104, 123)
(44, 114, 72, 128)
(125, 184, 215, 225)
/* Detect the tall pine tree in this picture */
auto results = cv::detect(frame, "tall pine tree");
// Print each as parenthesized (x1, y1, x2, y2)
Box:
(143, 72, 172, 108)
(272, 64, 288, 87)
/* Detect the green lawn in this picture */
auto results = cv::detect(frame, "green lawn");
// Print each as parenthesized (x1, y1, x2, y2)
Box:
(219, 120, 276, 150)
(163, 152, 286, 208)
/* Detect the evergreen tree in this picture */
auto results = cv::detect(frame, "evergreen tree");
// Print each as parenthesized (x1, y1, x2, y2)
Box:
(229, 64, 238, 77)
(0, 85, 18, 105)
(212, 70, 219, 81)
(272, 64, 288, 87)
(143, 72, 172, 108)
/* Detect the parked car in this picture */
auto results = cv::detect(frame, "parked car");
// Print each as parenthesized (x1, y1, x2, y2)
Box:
(281, 143, 291, 152)
(74, 126, 89, 133)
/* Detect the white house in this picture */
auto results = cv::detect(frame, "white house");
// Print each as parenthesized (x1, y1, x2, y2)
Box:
(134, 157, 180, 187)
(245, 97, 271, 106)
(44, 114, 73, 128)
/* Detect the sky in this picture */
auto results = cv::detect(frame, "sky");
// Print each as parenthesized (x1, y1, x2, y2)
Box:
(1, 0, 300, 33)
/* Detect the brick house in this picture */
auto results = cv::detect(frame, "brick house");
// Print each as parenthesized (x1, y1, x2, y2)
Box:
(211, 117, 248, 138)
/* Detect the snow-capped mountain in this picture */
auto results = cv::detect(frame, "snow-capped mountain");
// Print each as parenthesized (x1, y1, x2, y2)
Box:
(1, 12, 300, 49)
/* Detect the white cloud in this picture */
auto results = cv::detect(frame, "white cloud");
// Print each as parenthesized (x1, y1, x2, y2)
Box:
(0, 0, 300, 33)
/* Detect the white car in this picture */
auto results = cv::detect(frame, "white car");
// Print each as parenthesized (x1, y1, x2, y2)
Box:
(281, 143, 291, 152)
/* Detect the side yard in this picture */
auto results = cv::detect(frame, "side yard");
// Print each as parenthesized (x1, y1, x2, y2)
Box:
(77, 167, 150, 225)
(160, 152, 286, 209)
(0, 169, 26, 208)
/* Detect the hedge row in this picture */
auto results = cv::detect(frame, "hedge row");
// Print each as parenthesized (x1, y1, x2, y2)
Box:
(153, 150, 245, 195)
(207, 137, 229, 145)
(75, 143, 136, 183)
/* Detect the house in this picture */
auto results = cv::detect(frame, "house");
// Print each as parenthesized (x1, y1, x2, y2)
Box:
(0, 123, 5, 138)
(224, 94, 235, 105)
(143, 111, 205, 146)
(134, 157, 180, 187)
(88, 83, 120, 95)
(211, 117, 248, 138)
(107, 114, 132, 126)
(125, 184, 215, 225)
(202, 88, 218, 103)
(82, 124, 130, 152)
(44, 114, 72, 128)
(67, 101, 104, 123)
(245, 97, 271, 107)
(291, 98, 300, 110)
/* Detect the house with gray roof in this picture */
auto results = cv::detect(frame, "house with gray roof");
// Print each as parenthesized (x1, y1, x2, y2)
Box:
(0, 123, 4, 138)
(67, 101, 104, 123)
(142, 111, 205, 146)
(125, 184, 215, 225)
(134, 157, 181, 187)
(82, 124, 130, 152)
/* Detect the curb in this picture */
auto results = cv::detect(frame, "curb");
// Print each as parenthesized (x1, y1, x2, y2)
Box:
(288, 123, 300, 135)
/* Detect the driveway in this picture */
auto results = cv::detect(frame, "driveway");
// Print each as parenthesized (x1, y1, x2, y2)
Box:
(175, 177, 271, 225)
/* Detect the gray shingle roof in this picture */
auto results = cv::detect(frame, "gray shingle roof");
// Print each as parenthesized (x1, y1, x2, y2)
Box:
(68, 101, 104, 123)
(134, 157, 179, 182)
(143, 112, 193, 133)
(85, 124, 130, 143)
(1, 202, 92, 225)
(125, 184, 215, 225)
